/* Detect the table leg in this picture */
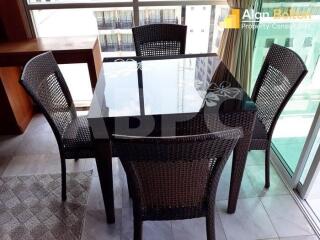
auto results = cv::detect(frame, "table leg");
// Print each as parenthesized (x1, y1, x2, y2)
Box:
(227, 135, 251, 214)
(94, 139, 115, 223)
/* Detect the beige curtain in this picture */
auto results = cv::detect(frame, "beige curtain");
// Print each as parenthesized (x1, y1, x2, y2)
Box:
(218, 0, 256, 92)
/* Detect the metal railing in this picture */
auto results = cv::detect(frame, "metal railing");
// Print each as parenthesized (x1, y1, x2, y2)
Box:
(119, 42, 135, 51)
(100, 42, 135, 52)
(97, 19, 133, 30)
(101, 43, 119, 52)
(117, 20, 134, 29)
(98, 20, 117, 30)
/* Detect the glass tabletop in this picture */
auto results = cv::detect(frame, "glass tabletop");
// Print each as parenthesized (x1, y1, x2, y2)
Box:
(88, 55, 256, 121)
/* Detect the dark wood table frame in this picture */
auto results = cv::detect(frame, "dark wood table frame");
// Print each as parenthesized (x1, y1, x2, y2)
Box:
(89, 54, 257, 224)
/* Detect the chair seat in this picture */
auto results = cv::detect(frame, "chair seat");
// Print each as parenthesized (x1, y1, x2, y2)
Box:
(63, 116, 95, 159)
(250, 118, 268, 150)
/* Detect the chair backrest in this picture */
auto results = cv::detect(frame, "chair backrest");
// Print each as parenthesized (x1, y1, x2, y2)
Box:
(251, 44, 308, 135)
(114, 129, 241, 220)
(132, 24, 187, 56)
(20, 52, 76, 142)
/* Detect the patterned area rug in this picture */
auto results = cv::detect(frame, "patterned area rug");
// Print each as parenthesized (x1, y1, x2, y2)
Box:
(0, 171, 92, 240)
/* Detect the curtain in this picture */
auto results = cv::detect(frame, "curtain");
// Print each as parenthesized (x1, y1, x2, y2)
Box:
(218, 0, 262, 92)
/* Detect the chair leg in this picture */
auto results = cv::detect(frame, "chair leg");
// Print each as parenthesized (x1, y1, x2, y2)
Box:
(127, 177, 133, 199)
(133, 217, 143, 240)
(206, 213, 215, 240)
(265, 146, 270, 189)
(61, 155, 67, 201)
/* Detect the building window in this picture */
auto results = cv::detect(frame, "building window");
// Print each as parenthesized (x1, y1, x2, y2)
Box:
(144, 9, 161, 24)
(99, 35, 106, 48)
(265, 38, 274, 48)
(104, 11, 116, 23)
(120, 33, 134, 51)
(285, 38, 293, 48)
(106, 34, 119, 52)
(163, 9, 177, 24)
(95, 11, 104, 27)
(304, 37, 313, 47)
(118, 10, 133, 28)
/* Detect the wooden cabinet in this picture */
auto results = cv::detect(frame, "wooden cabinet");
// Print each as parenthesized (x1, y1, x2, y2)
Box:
(0, 37, 102, 134)
(0, 67, 33, 134)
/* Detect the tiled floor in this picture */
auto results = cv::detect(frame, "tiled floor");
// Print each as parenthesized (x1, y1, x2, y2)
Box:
(0, 114, 318, 240)
(305, 164, 320, 229)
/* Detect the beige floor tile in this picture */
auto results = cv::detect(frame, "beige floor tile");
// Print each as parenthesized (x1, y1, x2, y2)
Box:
(279, 235, 319, 240)
(246, 164, 289, 197)
(121, 207, 174, 240)
(3, 153, 94, 177)
(2, 154, 60, 176)
(0, 156, 12, 176)
(0, 135, 23, 157)
(1, 115, 317, 240)
(246, 150, 265, 166)
(217, 198, 277, 240)
(261, 195, 314, 237)
(82, 209, 122, 240)
(217, 164, 259, 201)
(172, 212, 227, 240)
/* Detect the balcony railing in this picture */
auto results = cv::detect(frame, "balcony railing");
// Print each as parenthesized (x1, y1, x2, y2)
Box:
(101, 43, 119, 52)
(143, 19, 161, 25)
(119, 42, 135, 51)
(98, 19, 133, 30)
(142, 18, 178, 25)
(162, 18, 179, 24)
(117, 20, 133, 29)
(101, 42, 134, 52)
(98, 20, 117, 30)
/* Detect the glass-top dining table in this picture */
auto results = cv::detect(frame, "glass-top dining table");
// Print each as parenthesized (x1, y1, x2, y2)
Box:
(87, 54, 257, 224)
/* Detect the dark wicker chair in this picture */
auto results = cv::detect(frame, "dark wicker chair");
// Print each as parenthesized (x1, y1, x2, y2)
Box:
(20, 52, 95, 201)
(250, 44, 308, 188)
(114, 129, 241, 240)
(132, 24, 187, 56)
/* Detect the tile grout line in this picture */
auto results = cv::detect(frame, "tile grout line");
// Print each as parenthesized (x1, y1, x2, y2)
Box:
(215, 209, 228, 240)
(270, 152, 320, 239)
(259, 195, 281, 239)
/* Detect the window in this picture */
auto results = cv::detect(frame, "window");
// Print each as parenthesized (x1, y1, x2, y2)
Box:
(95, 11, 104, 27)
(120, 33, 134, 51)
(304, 37, 313, 47)
(252, 1, 320, 176)
(163, 9, 177, 24)
(145, 9, 161, 24)
(104, 11, 116, 23)
(119, 10, 132, 21)
(265, 38, 275, 48)
(27, 1, 228, 102)
(99, 35, 107, 48)
(285, 38, 293, 48)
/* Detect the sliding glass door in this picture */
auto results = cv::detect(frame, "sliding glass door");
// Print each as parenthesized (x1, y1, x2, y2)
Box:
(252, 0, 320, 181)
(253, 0, 320, 229)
